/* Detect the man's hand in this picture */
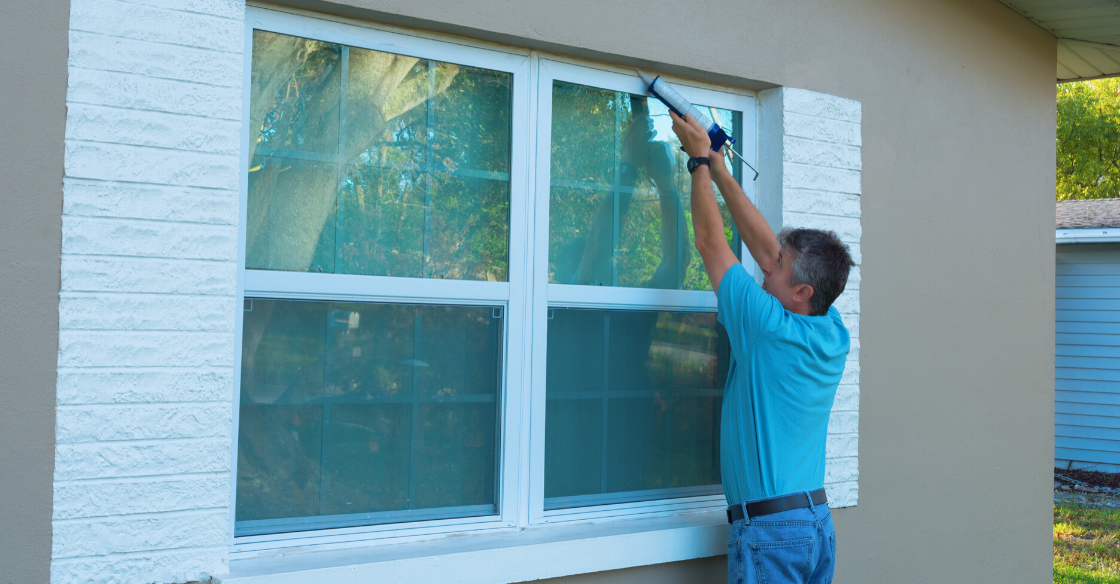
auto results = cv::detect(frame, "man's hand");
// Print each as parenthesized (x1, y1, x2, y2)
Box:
(669, 111, 711, 158)
(709, 144, 731, 177)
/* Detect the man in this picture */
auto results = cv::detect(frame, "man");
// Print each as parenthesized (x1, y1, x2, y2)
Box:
(670, 111, 855, 584)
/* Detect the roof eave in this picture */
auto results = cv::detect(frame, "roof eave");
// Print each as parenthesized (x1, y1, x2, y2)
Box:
(1056, 227, 1120, 243)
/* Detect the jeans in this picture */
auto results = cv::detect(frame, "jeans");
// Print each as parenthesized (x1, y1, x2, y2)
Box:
(727, 494, 836, 584)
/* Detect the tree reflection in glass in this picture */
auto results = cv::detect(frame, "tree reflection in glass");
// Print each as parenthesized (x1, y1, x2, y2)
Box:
(549, 81, 741, 291)
(246, 30, 511, 281)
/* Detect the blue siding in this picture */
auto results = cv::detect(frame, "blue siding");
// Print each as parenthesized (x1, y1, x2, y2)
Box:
(1057, 389, 1120, 406)
(1057, 448, 1120, 466)
(1057, 413, 1120, 429)
(1056, 244, 1120, 470)
(1056, 424, 1120, 441)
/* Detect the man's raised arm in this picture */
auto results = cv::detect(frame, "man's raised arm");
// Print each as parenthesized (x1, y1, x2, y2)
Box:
(669, 112, 738, 293)
(708, 144, 781, 274)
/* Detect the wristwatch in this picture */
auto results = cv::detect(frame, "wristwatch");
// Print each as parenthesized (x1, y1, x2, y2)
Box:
(687, 156, 710, 174)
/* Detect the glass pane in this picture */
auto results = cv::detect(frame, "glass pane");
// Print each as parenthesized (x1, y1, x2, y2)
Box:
(322, 403, 410, 516)
(236, 404, 323, 521)
(544, 308, 728, 509)
(236, 298, 503, 535)
(249, 32, 341, 156)
(549, 81, 742, 291)
(246, 155, 338, 273)
(247, 31, 511, 280)
(544, 399, 602, 498)
(414, 402, 497, 508)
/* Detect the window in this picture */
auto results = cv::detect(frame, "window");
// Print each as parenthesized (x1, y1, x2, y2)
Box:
(234, 8, 756, 547)
(527, 61, 752, 524)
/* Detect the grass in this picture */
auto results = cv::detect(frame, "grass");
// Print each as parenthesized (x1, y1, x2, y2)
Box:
(1055, 502, 1120, 583)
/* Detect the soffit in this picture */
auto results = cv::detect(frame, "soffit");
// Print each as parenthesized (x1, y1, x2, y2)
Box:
(998, 0, 1120, 81)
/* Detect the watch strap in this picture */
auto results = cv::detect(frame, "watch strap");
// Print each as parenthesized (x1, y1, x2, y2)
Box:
(687, 156, 710, 173)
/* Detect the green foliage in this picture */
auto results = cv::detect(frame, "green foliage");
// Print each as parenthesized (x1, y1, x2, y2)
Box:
(1057, 79, 1120, 201)
(1054, 502, 1120, 583)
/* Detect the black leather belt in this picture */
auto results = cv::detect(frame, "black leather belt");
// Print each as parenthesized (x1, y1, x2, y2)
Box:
(726, 488, 827, 523)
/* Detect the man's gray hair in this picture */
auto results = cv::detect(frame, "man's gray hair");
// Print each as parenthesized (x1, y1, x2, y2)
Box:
(777, 228, 856, 317)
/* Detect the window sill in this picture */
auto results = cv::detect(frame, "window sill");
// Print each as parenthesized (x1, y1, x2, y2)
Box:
(217, 510, 730, 584)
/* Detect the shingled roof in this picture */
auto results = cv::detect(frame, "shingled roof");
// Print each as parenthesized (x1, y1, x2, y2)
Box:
(1057, 199, 1120, 229)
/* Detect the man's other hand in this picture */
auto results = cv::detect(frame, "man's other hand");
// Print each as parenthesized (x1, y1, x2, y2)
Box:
(669, 111, 711, 158)
(710, 145, 732, 177)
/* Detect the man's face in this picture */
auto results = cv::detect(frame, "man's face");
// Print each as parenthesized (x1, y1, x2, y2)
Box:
(761, 248, 806, 313)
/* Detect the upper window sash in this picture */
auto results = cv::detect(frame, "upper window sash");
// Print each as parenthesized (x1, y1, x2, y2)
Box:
(531, 59, 757, 312)
(240, 8, 532, 306)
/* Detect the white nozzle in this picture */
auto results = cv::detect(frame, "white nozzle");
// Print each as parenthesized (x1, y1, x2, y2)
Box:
(637, 70, 656, 87)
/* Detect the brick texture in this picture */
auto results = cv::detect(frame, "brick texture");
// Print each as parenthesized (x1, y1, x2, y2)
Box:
(54, 0, 243, 582)
(775, 87, 863, 508)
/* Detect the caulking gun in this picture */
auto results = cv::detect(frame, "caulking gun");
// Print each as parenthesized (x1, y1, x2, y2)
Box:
(637, 70, 759, 180)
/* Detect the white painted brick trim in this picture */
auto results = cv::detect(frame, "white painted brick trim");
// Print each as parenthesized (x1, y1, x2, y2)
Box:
(760, 86, 862, 508)
(54, 0, 244, 582)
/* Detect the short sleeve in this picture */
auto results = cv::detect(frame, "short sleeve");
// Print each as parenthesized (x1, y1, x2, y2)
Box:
(717, 263, 782, 356)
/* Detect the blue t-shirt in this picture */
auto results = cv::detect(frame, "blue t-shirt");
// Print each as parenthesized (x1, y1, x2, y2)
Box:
(716, 263, 850, 505)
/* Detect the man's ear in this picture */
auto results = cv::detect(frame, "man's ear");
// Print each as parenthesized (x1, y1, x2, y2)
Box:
(793, 283, 814, 305)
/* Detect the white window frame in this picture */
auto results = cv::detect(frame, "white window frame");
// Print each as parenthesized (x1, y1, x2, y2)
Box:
(232, 7, 532, 552)
(230, 5, 758, 556)
(528, 59, 757, 525)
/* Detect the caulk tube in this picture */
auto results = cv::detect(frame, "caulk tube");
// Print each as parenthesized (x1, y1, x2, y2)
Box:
(637, 70, 734, 150)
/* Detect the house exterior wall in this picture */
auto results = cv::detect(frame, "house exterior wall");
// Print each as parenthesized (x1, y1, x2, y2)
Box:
(246, 0, 1059, 582)
(49, 5, 865, 577)
(1056, 243, 1120, 472)
(0, 2, 70, 584)
(247, 5, 1059, 584)
(0, 0, 1056, 583)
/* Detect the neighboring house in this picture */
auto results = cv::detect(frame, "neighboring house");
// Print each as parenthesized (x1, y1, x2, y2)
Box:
(1057, 199, 1120, 473)
(0, 1, 1082, 584)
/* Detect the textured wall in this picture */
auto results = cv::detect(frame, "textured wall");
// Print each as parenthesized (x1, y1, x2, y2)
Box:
(0, 2, 69, 584)
(49, 0, 1056, 582)
(52, 0, 244, 582)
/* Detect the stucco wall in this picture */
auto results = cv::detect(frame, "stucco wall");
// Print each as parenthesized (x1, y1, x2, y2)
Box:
(251, 0, 1055, 582)
(36, 0, 1054, 582)
(0, 2, 69, 584)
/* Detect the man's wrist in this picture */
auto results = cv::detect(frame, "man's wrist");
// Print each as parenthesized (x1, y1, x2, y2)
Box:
(687, 156, 710, 174)
(689, 163, 710, 176)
